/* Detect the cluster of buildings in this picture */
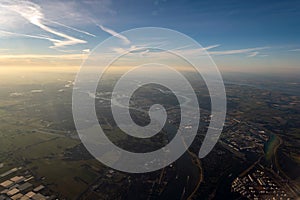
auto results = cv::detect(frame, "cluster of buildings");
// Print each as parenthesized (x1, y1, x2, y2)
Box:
(221, 120, 269, 155)
(0, 167, 55, 200)
(231, 166, 292, 200)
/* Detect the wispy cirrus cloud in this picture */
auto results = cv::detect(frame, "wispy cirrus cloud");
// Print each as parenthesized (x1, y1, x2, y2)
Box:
(82, 49, 91, 54)
(208, 46, 269, 56)
(259, 54, 268, 57)
(203, 44, 221, 51)
(0, 53, 86, 59)
(0, 0, 94, 49)
(288, 48, 300, 52)
(98, 24, 131, 45)
(0, 30, 60, 44)
(247, 51, 259, 57)
(45, 19, 96, 37)
(168, 44, 220, 52)
(170, 45, 268, 58)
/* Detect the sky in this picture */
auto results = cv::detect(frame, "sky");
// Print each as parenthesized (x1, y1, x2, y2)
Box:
(0, 0, 299, 74)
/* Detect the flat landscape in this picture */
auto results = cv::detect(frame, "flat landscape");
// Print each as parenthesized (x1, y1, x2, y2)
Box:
(0, 69, 299, 199)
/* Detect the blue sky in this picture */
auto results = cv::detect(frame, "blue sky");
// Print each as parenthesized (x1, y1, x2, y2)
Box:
(0, 0, 299, 73)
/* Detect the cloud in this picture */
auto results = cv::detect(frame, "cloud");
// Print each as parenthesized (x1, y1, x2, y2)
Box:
(0, 30, 90, 51)
(0, 53, 86, 60)
(247, 51, 259, 57)
(98, 24, 131, 45)
(126, 44, 220, 57)
(139, 45, 269, 60)
(0, 29, 60, 43)
(203, 44, 221, 51)
(140, 49, 150, 56)
(0, 0, 90, 48)
(208, 46, 269, 56)
(259, 54, 269, 57)
(111, 47, 128, 54)
(166, 44, 220, 52)
(55, 49, 79, 53)
(45, 19, 96, 37)
(82, 49, 91, 53)
(288, 49, 300, 52)
(0, 52, 87, 67)
(170, 44, 220, 52)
